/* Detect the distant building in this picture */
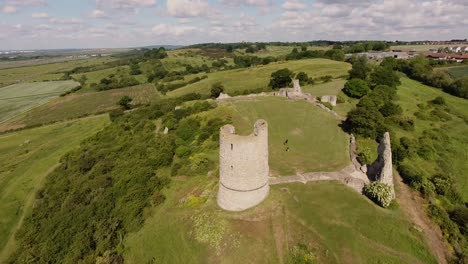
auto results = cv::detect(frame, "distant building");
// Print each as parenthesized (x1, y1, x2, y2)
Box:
(346, 52, 411, 60)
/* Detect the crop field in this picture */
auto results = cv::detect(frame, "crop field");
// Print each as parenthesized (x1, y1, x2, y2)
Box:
(168, 59, 351, 97)
(394, 77, 468, 201)
(0, 115, 110, 261)
(0, 81, 79, 124)
(210, 96, 350, 175)
(124, 176, 435, 264)
(0, 84, 157, 132)
(0, 57, 116, 87)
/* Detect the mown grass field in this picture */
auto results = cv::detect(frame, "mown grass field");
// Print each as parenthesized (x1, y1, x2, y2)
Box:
(0, 81, 79, 123)
(124, 176, 436, 264)
(0, 84, 157, 132)
(0, 57, 115, 87)
(302, 79, 346, 96)
(0, 115, 110, 261)
(394, 77, 468, 201)
(206, 96, 350, 175)
(167, 59, 351, 97)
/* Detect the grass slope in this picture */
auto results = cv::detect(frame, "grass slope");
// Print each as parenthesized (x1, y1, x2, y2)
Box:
(0, 115, 110, 260)
(208, 97, 350, 175)
(124, 176, 436, 264)
(167, 59, 351, 97)
(395, 77, 468, 201)
(0, 81, 79, 123)
(0, 84, 157, 132)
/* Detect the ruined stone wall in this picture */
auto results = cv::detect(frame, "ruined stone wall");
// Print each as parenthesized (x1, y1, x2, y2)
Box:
(217, 120, 270, 211)
(368, 132, 395, 198)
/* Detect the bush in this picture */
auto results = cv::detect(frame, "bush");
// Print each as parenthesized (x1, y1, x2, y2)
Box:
(322, 102, 333, 110)
(398, 164, 426, 190)
(269, 68, 294, 89)
(117, 96, 132, 110)
(343, 79, 370, 98)
(379, 102, 402, 117)
(431, 96, 446, 105)
(363, 182, 393, 208)
(210, 82, 224, 98)
(296, 72, 309, 86)
(287, 244, 316, 264)
(357, 147, 373, 164)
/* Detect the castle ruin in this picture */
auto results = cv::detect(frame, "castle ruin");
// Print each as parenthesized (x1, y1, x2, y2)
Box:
(367, 132, 395, 198)
(217, 120, 270, 211)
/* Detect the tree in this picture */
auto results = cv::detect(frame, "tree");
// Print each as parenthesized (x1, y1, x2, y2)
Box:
(269, 68, 294, 89)
(370, 66, 401, 88)
(79, 75, 88, 86)
(343, 79, 370, 98)
(348, 56, 369, 80)
(130, 64, 142, 75)
(296, 72, 309, 86)
(117, 96, 132, 110)
(210, 82, 224, 98)
(379, 101, 403, 117)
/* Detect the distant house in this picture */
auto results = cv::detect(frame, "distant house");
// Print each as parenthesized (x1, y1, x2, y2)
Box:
(426, 53, 468, 62)
(426, 53, 449, 60)
(454, 47, 462, 53)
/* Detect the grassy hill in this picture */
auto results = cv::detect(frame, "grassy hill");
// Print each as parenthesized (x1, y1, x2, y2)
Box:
(393, 77, 468, 201)
(217, 97, 350, 175)
(0, 115, 110, 261)
(123, 176, 436, 264)
(167, 59, 351, 97)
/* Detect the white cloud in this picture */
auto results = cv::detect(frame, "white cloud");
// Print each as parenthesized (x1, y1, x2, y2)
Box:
(167, 0, 211, 17)
(96, 0, 155, 10)
(220, 0, 272, 7)
(32, 12, 49, 19)
(152, 23, 197, 36)
(2, 5, 17, 14)
(89, 9, 108, 18)
(282, 0, 306, 11)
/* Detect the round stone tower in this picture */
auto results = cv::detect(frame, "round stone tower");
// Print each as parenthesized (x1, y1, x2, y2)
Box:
(217, 119, 270, 211)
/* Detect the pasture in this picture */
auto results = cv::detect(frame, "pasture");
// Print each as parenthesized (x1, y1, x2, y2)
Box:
(0, 84, 157, 132)
(302, 79, 346, 96)
(0, 81, 79, 124)
(394, 77, 468, 201)
(124, 176, 436, 263)
(0, 115, 110, 261)
(167, 59, 351, 97)
(214, 96, 350, 175)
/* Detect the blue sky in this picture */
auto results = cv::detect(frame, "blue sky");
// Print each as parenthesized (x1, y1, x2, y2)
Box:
(0, 0, 467, 50)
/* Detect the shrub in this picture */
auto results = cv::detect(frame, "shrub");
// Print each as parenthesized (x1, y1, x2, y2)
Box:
(117, 96, 132, 110)
(269, 68, 294, 89)
(322, 102, 333, 110)
(296, 72, 309, 86)
(343, 79, 370, 98)
(379, 102, 402, 117)
(210, 82, 224, 98)
(287, 244, 316, 264)
(357, 147, 373, 164)
(363, 182, 393, 208)
(398, 164, 426, 190)
(431, 96, 446, 105)
(450, 207, 468, 235)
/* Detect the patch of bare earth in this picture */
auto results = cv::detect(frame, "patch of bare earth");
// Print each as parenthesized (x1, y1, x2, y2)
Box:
(395, 172, 451, 264)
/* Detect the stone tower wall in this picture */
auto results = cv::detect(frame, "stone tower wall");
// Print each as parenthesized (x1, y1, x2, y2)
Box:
(217, 120, 270, 211)
(368, 132, 395, 198)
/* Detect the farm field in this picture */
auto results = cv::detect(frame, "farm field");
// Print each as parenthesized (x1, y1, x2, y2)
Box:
(124, 176, 436, 264)
(212, 96, 350, 175)
(394, 77, 468, 201)
(168, 58, 351, 97)
(0, 115, 110, 261)
(0, 57, 116, 87)
(0, 81, 79, 124)
(0, 84, 157, 132)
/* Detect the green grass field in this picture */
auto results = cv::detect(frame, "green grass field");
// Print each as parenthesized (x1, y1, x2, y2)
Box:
(0, 81, 79, 123)
(395, 77, 468, 201)
(167, 59, 351, 97)
(0, 84, 157, 132)
(435, 65, 468, 79)
(207, 97, 350, 175)
(0, 57, 115, 87)
(123, 175, 436, 264)
(0, 115, 110, 261)
(390, 44, 461, 51)
(302, 79, 346, 96)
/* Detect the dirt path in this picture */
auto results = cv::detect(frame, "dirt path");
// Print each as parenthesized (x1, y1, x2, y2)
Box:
(0, 164, 59, 262)
(394, 173, 449, 264)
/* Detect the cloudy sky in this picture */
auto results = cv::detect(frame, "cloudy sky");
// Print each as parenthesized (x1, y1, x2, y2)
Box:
(0, 0, 467, 50)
